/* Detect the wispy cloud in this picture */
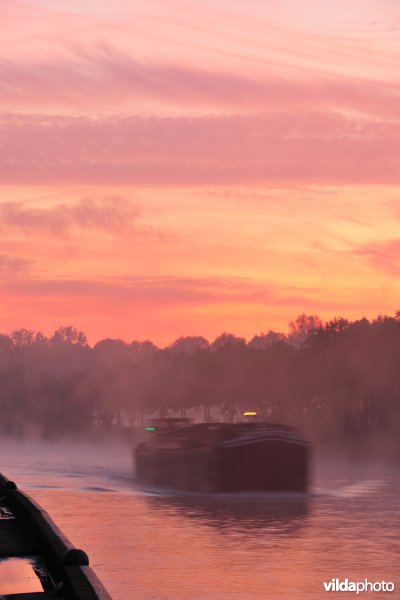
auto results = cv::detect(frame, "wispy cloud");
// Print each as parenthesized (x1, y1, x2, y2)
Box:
(0, 197, 143, 236)
(2, 49, 400, 116)
(351, 239, 400, 276)
(1, 274, 320, 307)
(1, 113, 400, 185)
(0, 254, 32, 278)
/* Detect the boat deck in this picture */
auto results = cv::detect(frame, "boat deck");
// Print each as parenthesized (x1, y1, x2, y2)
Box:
(0, 473, 111, 600)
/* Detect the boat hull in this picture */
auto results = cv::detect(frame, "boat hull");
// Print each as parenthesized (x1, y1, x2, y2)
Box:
(135, 434, 310, 493)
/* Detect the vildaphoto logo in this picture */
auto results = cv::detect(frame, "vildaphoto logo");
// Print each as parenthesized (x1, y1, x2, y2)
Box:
(323, 579, 395, 594)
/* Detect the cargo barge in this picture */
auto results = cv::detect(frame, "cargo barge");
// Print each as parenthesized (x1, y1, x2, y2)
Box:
(135, 420, 311, 493)
(0, 472, 111, 599)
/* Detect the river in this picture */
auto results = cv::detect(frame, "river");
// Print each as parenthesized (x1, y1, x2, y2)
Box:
(1, 440, 399, 599)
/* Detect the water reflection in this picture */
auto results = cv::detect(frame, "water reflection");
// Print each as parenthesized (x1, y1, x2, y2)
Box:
(145, 493, 310, 535)
(0, 557, 44, 595)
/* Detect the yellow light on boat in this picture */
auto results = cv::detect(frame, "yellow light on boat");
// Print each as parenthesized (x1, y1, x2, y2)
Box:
(243, 411, 257, 416)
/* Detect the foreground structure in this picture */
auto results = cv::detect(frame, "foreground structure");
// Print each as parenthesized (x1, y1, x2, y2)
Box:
(0, 473, 111, 599)
(135, 420, 311, 493)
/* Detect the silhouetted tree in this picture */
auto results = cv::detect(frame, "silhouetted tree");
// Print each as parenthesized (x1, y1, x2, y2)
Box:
(0, 314, 399, 457)
(288, 314, 323, 347)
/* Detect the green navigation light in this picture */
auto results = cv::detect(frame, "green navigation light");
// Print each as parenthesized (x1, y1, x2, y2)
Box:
(145, 427, 155, 431)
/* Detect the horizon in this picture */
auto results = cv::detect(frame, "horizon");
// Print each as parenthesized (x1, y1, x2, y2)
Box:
(1, 310, 399, 347)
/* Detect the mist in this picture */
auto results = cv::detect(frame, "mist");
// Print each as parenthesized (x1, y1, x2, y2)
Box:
(1, 315, 400, 462)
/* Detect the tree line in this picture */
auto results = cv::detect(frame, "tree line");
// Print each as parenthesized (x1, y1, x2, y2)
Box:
(1, 315, 400, 456)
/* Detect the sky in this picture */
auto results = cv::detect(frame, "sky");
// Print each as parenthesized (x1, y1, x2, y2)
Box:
(1, 0, 400, 345)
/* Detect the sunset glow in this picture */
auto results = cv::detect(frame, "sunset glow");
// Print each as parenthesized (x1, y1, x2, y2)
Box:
(2, 0, 400, 344)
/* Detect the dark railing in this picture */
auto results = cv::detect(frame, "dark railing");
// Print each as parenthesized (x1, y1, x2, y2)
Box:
(0, 472, 112, 600)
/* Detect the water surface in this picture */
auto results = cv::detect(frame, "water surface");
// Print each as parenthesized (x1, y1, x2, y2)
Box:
(1, 441, 399, 599)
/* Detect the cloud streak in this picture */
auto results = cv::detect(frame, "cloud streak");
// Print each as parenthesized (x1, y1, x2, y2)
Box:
(2, 50, 400, 117)
(0, 274, 330, 309)
(0, 197, 142, 236)
(2, 113, 400, 185)
(351, 239, 400, 276)
(0, 254, 32, 278)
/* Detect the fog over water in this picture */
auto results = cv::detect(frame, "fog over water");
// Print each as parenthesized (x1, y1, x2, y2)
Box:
(1, 440, 399, 599)
(2, 316, 400, 466)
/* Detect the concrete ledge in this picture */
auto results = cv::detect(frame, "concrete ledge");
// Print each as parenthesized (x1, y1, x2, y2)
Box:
(5, 489, 79, 581)
(0, 474, 17, 492)
(0, 473, 112, 599)
(1, 594, 55, 599)
(63, 566, 112, 600)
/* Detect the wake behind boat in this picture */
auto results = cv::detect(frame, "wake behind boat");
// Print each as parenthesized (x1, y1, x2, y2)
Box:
(135, 419, 311, 493)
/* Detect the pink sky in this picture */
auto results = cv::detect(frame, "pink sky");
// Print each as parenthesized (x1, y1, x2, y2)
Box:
(1, 0, 400, 344)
